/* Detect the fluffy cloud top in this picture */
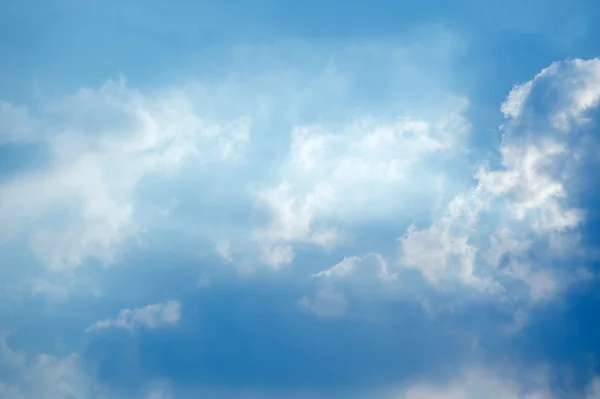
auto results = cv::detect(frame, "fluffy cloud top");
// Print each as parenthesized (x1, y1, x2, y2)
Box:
(397, 59, 600, 303)
(252, 114, 470, 252)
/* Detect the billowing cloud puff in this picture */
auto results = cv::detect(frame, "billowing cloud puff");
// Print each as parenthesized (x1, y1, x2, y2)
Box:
(252, 113, 471, 262)
(308, 59, 600, 326)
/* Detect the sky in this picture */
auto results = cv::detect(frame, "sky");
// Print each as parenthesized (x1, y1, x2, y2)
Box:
(1, 0, 600, 398)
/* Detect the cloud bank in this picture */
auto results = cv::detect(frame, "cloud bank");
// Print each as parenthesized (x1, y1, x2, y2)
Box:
(1, 23, 600, 399)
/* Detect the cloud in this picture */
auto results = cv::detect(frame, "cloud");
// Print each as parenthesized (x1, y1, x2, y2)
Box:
(1, 38, 469, 280)
(388, 368, 600, 399)
(587, 379, 600, 399)
(2, 332, 598, 399)
(4, 28, 600, 399)
(85, 300, 181, 333)
(0, 338, 110, 399)
(251, 112, 471, 267)
(386, 366, 553, 399)
(0, 338, 182, 399)
(398, 58, 600, 303)
(310, 253, 397, 302)
(0, 77, 250, 272)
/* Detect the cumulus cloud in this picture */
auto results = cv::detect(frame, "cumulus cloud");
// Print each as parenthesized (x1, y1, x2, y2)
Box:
(298, 58, 600, 322)
(0, 78, 250, 272)
(252, 113, 471, 267)
(85, 300, 181, 332)
(4, 30, 600, 398)
(1, 39, 470, 279)
(398, 58, 600, 303)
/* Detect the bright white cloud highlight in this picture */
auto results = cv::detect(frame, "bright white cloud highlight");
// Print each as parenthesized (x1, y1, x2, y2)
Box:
(252, 113, 470, 266)
(398, 58, 600, 302)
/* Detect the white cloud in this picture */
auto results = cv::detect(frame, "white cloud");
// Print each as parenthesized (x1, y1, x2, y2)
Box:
(17, 354, 95, 399)
(0, 338, 112, 399)
(390, 369, 600, 399)
(314, 253, 396, 282)
(301, 253, 397, 312)
(1, 39, 471, 278)
(389, 367, 552, 399)
(1, 338, 596, 399)
(0, 77, 250, 272)
(85, 300, 181, 332)
(398, 58, 600, 303)
(476, 141, 582, 232)
(399, 191, 485, 288)
(0, 339, 183, 399)
(252, 113, 470, 265)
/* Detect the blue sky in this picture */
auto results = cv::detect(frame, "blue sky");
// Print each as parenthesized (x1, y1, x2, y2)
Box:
(2, 0, 600, 398)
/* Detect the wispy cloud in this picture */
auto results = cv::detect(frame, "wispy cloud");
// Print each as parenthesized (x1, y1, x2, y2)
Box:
(85, 300, 181, 332)
(0, 78, 250, 272)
